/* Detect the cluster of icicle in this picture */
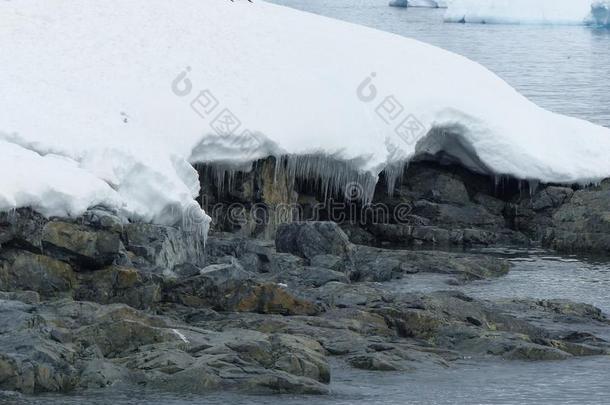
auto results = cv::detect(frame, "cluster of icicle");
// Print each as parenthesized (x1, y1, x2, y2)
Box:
(199, 154, 408, 205)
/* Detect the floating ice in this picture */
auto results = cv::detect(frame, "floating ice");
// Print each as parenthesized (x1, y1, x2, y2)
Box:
(445, 0, 609, 26)
(390, 0, 449, 7)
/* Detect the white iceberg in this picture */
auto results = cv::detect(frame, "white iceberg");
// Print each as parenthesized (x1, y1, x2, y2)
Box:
(445, 0, 610, 26)
(390, 0, 449, 8)
(1, 0, 610, 226)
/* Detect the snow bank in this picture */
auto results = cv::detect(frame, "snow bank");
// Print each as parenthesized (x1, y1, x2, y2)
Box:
(445, 0, 609, 25)
(2, 0, 610, 224)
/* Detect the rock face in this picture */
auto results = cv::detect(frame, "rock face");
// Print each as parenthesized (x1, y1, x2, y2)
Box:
(198, 158, 610, 253)
(1, 159, 610, 398)
(543, 180, 610, 254)
(275, 222, 354, 262)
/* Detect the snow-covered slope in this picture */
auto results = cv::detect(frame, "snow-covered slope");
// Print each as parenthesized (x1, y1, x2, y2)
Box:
(445, 0, 609, 25)
(2, 0, 610, 226)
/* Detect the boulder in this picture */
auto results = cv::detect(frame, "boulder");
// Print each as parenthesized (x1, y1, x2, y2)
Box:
(124, 223, 205, 270)
(275, 222, 354, 262)
(0, 209, 46, 250)
(42, 221, 123, 269)
(0, 250, 76, 297)
(544, 180, 610, 253)
(74, 266, 161, 309)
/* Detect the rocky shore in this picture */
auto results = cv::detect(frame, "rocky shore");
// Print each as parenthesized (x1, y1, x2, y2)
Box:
(1, 159, 609, 398)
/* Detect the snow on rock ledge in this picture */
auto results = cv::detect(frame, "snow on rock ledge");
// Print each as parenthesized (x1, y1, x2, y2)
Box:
(1, 0, 610, 227)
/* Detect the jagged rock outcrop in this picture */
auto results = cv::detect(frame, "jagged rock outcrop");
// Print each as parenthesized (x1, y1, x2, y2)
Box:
(198, 158, 610, 253)
(1, 158, 609, 399)
(543, 180, 610, 254)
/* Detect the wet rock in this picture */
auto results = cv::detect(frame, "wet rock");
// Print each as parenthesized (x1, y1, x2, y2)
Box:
(351, 245, 510, 282)
(531, 186, 574, 211)
(80, 207, 125, 233)
(275, 222, 354, 262)
(312, 282, 389, 308)
(406, 168, 471, 205)
(0, 208, 46, 250)
(163, 261, 255, 308)
(339, 223, 377, 246)
(164, 261, 318, 315)
(0, 290, 40, 305)
(74, 266, 161, 309)
(544, 180, 610, 253)
(78, 360, 131, 388)
(234, 283, 320, 315)
(0, 300, 79, 393)
(0, 250, 76, 297)
(503, 343, 572, 361)
(270, 266, 349, 288)
(310, 254, 346, 273)
(42, 221, 123, 269)
(153, 329, 330, 395)
(124, 223, 205, 270)
(348, 352, 405, 371)
(473, 193, 506, 216)
(412, 200, 504, 230)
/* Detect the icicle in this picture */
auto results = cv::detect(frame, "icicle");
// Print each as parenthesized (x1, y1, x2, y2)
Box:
(282, 154, 378, 204)
(181, 200, 211, 263)
(528, 179, 539, 197)
(383, 161, 407, 197)
(493, 175, 500, 195)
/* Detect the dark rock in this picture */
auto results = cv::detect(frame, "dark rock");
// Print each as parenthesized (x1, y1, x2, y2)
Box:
(164, 261, 318, 315)
(407, 168, 471, 205)
(275, 222, 354, 262)
(0, 208, 46, 250)
(42, 221, 123, 269)
(310, 254, 345, 273)
(544, 181, 610, 253)
(124, 223, 205, 269)
(0, 250, 76, 297)
(271, 266, 349, 288)
(348, 352, 405, 371)
(74, 266, 161, 309)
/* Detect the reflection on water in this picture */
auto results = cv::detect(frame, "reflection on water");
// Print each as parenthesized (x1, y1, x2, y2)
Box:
(390, 247, 610, 314)
(270, 0, 610, 128)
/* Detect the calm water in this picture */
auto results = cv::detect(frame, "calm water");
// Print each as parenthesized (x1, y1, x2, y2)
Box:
(9, 3, 610, 404)
(8, 357, 610, 405)
(390, 247, 610, 314)
(270, 0, 610, 128)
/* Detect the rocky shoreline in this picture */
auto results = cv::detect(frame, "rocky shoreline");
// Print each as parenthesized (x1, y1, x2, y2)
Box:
(1, 160, 609, 398)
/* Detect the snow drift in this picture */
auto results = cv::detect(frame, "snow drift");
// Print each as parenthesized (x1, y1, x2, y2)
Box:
(2, 0, 610, 227)
(445, 0, 610, 25)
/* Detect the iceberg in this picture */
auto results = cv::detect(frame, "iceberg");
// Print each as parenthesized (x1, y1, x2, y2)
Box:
(445, 0, 610, 26)
(2, 0, 610, 227)
(592, 1, 610, 25)
(390, 0, 449, 8)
